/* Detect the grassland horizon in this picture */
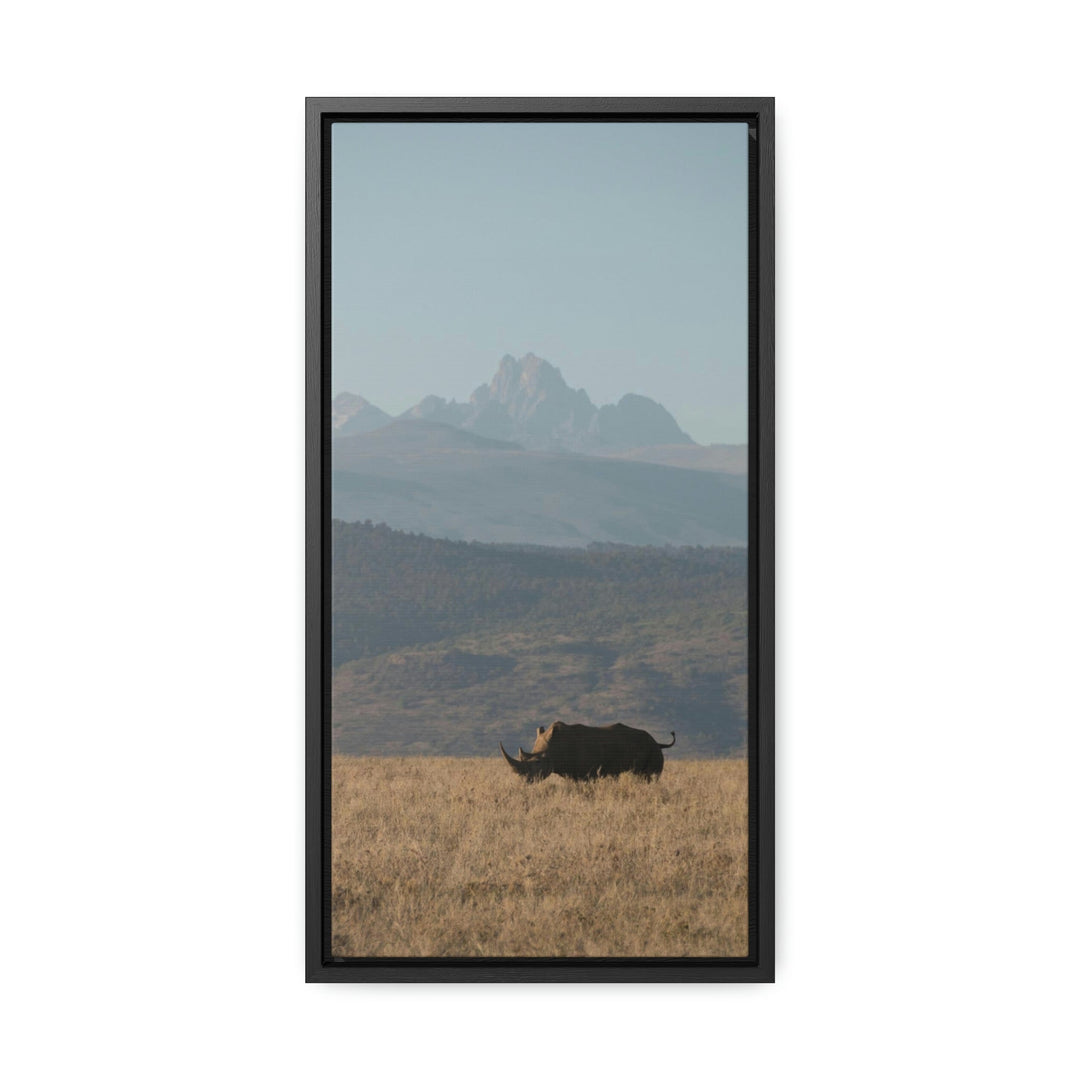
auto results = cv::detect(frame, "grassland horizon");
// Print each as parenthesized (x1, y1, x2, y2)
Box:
(332, 755, 748, 958)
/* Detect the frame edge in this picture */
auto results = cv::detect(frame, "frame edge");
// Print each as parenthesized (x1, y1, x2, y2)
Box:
(304, 97, 776, 983)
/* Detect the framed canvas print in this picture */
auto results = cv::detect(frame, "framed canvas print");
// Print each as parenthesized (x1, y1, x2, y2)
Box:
(306, 97, 774, 982)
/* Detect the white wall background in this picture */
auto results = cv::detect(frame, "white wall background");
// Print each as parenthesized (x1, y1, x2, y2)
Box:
(3, 2, 1077, 1077)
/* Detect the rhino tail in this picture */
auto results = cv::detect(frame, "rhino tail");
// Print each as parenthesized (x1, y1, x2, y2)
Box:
(657, 731, 676, 749)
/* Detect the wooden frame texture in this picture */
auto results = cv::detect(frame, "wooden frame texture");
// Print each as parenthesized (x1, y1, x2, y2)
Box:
(306, 97, 774, 982)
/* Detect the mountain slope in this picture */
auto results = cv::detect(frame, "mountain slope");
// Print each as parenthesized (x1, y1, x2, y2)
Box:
(347, 417, 523, 453)
(605, 443, 749, 475)
(331, 419, 746, 547)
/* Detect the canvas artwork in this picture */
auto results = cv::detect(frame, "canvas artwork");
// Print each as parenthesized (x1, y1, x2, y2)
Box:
(309, 101, 772, 978)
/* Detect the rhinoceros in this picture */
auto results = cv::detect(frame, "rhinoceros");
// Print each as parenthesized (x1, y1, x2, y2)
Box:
(499, 721, 676, 782)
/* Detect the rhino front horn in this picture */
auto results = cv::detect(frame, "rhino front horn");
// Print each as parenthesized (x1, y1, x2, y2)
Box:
(500, 743, 528, 775)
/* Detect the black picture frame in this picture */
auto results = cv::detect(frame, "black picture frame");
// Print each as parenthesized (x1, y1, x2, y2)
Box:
(306, 97, 774, 983)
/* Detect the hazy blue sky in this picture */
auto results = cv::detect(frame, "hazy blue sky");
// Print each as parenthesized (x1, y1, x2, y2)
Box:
(331, 121, 748, 444)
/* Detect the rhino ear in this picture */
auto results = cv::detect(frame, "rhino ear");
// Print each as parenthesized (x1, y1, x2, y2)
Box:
(536, 726, 545, 737)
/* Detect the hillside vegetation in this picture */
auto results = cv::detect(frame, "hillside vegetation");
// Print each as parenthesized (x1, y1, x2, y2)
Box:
(331, 522, 748, 756)
(332, 756, 748, 958)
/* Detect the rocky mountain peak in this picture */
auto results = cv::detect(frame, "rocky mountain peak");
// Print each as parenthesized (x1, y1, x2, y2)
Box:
(405, 394, 448, 418)
(490, 352, 567, 403)
(335, 353, 696, 454)
(590, 392, 694, 450)
(332, 392, 392, 437)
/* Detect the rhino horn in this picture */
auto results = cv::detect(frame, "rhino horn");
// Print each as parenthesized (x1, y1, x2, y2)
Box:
(500, 743, 529, 775)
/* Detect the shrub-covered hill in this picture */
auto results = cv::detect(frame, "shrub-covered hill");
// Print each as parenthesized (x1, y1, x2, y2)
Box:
(331, 521, 748, 757)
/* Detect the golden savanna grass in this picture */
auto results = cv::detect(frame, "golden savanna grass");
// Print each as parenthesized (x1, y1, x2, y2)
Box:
(332, 756, 747, 958)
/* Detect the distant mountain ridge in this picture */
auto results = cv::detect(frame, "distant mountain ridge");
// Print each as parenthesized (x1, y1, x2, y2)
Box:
(334, 353, 696, 455)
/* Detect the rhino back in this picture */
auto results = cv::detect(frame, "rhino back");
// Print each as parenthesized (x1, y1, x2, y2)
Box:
(545, 722, 664, 778)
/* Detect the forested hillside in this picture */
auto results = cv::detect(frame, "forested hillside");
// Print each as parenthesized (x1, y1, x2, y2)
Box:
(331, 521, 748, 756)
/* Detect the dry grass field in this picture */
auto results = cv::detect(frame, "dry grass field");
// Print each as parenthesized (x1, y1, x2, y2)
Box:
(331, 756, 748, 958)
